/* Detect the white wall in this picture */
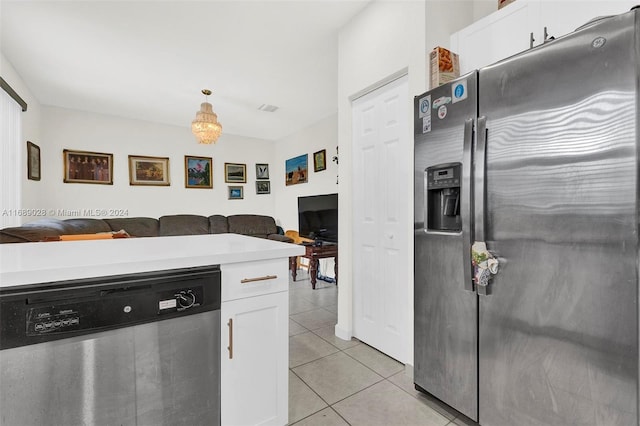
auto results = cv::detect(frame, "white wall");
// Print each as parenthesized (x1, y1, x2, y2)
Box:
(473, 0, 500, 21)
(1, 53, 44, 216)
(38, 106, 278, 220)
(273, 114, 338, 231)
(337, 0, 427, 357)
(336, 0, 476, 365)
(426, 1, 476, 60)
(273, 113, 339, 277)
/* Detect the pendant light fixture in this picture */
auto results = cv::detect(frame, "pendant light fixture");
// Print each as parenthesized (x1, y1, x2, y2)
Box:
(191, 89, 222, 144)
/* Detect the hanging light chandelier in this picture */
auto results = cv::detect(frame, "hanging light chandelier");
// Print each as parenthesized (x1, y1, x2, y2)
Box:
(191, 89, 222, 144)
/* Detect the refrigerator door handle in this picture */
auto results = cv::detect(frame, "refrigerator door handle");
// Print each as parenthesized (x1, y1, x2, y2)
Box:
(475, 116, 491, 296)
(461, 118, 475, 293)
(475, 116, 487, 241)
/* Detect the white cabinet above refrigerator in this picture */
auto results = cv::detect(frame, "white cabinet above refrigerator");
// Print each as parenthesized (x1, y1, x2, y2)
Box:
(451, 0, 637, 74)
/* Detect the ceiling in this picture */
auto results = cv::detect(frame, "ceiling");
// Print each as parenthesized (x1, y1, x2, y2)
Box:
(1, 0, 372, 141)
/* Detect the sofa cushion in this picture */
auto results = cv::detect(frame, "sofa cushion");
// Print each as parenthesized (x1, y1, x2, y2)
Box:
(0, 232, 29, 243)
(0, 226, 60, 243)
(159, 215, 209, 236)
(0, 218, 68, 243)
(268, 234, 294, 243)
(227, 215, 277, 239)
(104, 217, 159, 237)
(62, 219, 112, 234)
(208, 215, 229, 234)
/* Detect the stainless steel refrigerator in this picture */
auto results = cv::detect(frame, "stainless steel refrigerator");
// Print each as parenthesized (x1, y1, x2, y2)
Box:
(414, 9, 638, 426)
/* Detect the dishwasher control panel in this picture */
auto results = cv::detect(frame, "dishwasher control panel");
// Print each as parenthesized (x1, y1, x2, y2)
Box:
(0, 266, 221, 350)
(30, 309, 81, 334)
(25, 286, 205, 336)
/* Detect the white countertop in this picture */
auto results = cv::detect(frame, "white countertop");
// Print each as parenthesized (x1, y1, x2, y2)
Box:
(0, 234, 304, 289)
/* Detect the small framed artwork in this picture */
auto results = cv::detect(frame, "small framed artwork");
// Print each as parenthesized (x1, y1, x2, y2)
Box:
(256, 181, 271, 194)
(285, 154, 308, 186)
(256, 163, 269, 180)
(313, 149, 327, 172)
(225, 163, 247, 183)
(228, 186, 244, 200)
(27, 141, 41, 181)
(128, 155, 170, 186)
(64, 149, 113, 185)
(185, 155, 213, 189)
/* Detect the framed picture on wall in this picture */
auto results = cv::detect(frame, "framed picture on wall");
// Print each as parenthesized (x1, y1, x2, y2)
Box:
(256, 181, 270, 194)
(63, 149, 113, 185)
(27, 141, 41, 181)
(128, 155, 170, 186)
(185, 155, 213, 188)
(313, 149, 326, 172)
(228, 186, 244, 199)
(225, 163, 247, 183)
(285, 154, 308, 186)
(256, 163, 269, 180)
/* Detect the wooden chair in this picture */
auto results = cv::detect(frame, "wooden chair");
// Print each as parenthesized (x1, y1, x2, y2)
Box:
(285, 230, 312, 272)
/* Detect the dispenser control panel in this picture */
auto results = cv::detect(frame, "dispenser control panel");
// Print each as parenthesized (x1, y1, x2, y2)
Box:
(427, 166, 460, 189)
(426, 163, 462, 232)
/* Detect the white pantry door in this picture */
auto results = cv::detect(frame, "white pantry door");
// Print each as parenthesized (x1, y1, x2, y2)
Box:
(352, 75, 409, 362)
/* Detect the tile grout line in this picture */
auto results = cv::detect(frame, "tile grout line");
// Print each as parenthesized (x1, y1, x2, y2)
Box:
(293, 325, 334, 336)
(326, 376, 387, 409)
(288, 279, 347, 424)
(288, 313, 339, 422)
(288, 368, 337, 423)
(291, 321, 453, 424)
(288, 341, 341, 370)
(289, 335, 387, 412)
(289, 404, 353, 426)
(383, 374, 461, 422)
(290, 371, 355, 426)
(289, 323, 361, 370)
(289, 280, 455, 426)
(389, 378, 467, 424)
(340, 343, 404, 380)
(289, 329, 382, 423)
(290, 306, 338, 320)
(288, 316, 308, 328)
(290, 363, 386, 423)
(291, 362, 454, 426)
(328, 406, 353, 426)
(308, 328, 361, 350)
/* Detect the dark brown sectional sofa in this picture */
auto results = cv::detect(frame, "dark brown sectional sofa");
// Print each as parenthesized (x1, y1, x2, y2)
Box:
(0, 214, 292, 244)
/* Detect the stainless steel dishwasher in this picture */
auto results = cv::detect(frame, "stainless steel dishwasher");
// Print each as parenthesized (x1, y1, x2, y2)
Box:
(0, 265, 221, 426)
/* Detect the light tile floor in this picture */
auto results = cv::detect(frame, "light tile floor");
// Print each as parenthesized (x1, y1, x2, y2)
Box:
(288, 271, 476, 426)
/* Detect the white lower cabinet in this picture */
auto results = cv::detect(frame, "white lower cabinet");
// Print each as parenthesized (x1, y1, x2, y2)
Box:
(220, 290, 288, 426)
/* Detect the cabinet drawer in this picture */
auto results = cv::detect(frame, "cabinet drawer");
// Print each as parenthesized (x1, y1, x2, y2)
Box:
(221, 259, 288, 301)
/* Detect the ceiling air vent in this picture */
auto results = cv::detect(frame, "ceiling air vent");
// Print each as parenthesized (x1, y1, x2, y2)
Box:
(258, 104, 279, 112)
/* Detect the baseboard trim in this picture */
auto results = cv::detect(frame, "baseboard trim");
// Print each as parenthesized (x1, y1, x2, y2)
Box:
(334, 324, 352, 341)
(404, 363, 414, 379)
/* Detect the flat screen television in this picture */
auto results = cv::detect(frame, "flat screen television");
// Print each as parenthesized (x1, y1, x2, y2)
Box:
(298, 193, 338, 243)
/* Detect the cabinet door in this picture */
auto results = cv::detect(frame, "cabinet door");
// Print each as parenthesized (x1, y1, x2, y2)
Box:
(221, 291, 288, 426)
(541, 0, 637, 41)
(451, 0, 540, 74)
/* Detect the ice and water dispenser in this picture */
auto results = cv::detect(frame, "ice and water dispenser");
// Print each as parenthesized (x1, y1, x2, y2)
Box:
(426, 163, 461, 232)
